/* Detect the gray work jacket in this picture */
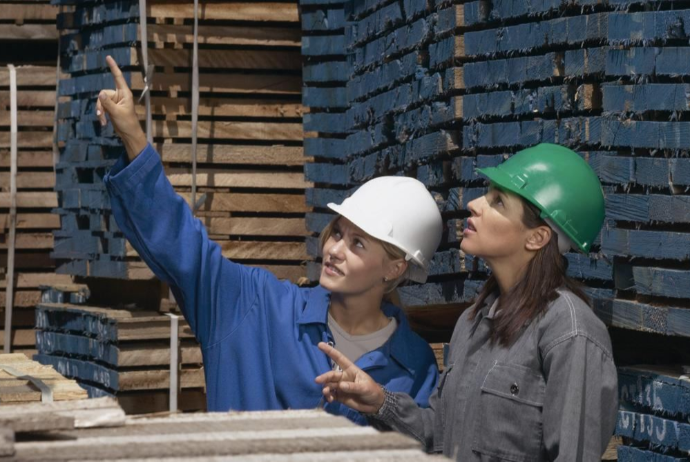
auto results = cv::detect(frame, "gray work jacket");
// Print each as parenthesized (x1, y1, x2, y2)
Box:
(372, 290, 618, 461)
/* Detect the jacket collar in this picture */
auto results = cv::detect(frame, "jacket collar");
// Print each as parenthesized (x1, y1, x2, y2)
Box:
(297, 285, 419, 374)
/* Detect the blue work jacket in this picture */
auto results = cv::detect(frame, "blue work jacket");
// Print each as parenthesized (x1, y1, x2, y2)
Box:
(103, 144, 439, 424)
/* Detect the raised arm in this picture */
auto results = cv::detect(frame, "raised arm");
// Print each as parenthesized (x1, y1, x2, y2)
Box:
(99, 56, 260, 347)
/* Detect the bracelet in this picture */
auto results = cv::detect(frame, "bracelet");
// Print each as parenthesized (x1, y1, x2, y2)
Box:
(364, 386, 395, 419)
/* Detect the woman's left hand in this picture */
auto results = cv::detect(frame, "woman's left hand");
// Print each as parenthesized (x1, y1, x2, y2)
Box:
(315, 342, 385, 414)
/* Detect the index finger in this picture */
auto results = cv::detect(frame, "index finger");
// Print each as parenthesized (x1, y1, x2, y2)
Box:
(106, 55, 128, 91)
(318, 342, 356, 372)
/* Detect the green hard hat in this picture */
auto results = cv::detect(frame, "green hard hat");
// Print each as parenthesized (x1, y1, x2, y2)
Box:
(476, 143, 605, 254)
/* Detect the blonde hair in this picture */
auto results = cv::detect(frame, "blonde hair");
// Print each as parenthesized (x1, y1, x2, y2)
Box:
(319, 217, 409, 300)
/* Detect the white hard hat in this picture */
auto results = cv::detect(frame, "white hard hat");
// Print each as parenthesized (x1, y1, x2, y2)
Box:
(327, 176, 443, 283)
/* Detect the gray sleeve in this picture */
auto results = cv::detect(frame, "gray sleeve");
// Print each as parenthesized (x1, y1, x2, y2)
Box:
(369, 373, 444, 452)
(541, 334, 619, 461)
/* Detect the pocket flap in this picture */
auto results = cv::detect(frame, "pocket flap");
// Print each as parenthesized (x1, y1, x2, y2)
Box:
(480, 362, 545, 407)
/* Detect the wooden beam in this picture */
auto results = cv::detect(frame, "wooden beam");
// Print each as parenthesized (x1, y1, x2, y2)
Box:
(159, 143, 306, 167)
(0, 273, 71, 289)
(0, 172, 55, 189)
(136, 97, 303, 119)
(0, 214, 59, 230)
(0, 66, 57, 87)
(0, 151, 54, 168)
(166, 169, 309, 189)
(146, 2, 299, 22)
(0, 233, 53, 250)
(148, 24, 300, 47)
(150, 120, 303, 142)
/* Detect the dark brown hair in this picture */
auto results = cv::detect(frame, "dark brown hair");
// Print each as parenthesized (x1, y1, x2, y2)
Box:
(470, 199, 590, 347)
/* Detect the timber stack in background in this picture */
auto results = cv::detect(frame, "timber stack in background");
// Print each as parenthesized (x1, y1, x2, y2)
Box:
(300, 0, 690, 459)
(0, 1, 60, 358)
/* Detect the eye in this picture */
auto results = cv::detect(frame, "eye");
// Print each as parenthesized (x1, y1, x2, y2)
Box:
(332, 229, 342, 240)
(354, 239, 364, 249)
(491, 194, 504, 207)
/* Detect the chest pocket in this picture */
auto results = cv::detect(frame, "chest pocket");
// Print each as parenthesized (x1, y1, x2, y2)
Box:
(471, 362, 546, 462)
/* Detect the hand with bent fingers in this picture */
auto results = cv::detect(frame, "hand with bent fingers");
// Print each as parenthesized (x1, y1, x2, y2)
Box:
(96, 55, 148, 161)
(315, 342, 385, 414)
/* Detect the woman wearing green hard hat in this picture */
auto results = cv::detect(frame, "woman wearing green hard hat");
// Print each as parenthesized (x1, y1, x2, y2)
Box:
(315, 143, 618, 460)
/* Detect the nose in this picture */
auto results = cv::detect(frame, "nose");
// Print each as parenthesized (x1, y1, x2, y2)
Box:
(328, 238, 345, 260)
(467, 196, 484, 217)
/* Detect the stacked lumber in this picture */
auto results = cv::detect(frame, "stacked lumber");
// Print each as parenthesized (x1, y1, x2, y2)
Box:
(33, 286, 205, 414)
(53, 0, 311, 283)
(0, 353, 87, 404)
(0, 0, 58, 42)
(0, 65, 63, 356)
(616, 366, 690, 460)
(1, 408, 442, 461)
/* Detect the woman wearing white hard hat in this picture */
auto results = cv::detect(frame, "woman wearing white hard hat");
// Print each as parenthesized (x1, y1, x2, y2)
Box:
(316, 143, 618, 458)
(97, 56, 443, 424)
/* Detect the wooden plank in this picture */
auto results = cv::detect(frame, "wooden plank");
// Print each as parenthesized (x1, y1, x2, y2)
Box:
(632, 267, 690, 299)
(116, 387, 206, 414)
(606, 194, 690, 224)
(219, 241, 308, 261)
(0, 131, 53, 149)
(0, 151, 53, 168)
(616, 409, 690, 451)
(166, 169, 309, 189)
(0, 171, 54, 189)
(609, 10, 690, 43)
(0, 290, 41, 308)
(603, 83, 690, 113)
(0, 23, 57, 40)
(617, 445, 688, 461)
(176, 192, 309, 213)
(0, 90, 56, 108)
(0, 4, 57, 21)
(0, 396, 124, 429)
(0, 111, 53, 128)
(147, 2, 299, 22)
(618, 366, 690, 417)
(463, 52, 563, 89)
(149, 24, 300, 47)
(0, 214, 59, 229)
(150, 120, 303, 142)
(594, 298, 690, 338)
(135, 97, 303, 119)
(0, 329, 35, 347)
(0, 233, 52, 250)
(601, 228, 690, 260)
(0, 66, 56, 87)
(0, 273, 71, 290)
(200, 217, 307, 237)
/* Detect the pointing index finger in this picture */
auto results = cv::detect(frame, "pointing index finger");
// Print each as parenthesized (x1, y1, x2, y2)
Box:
(106, 55, 129, 91)
(318, 342, 356, 372)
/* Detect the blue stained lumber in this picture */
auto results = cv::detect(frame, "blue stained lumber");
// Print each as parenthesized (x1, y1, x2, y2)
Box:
(464, 13, 607, 57)
(602, 228, 690, 260)
(606, 47, 690, 77)
(596, 298, 690, 338)
(632, 266, 690, 300)
(463, 52, 562, 90)
(609, 11, 690, 44)
(35, 305, 119, 342)
(56, 3, 139, 29)
(429, 36, 463, 69)
(302, 87, 348, 109)
(346, 122, 389, 156)
(348, 1, 403, 47)
(564, 47, 607, 77)
(306, 211, 336, 234)
(417, 161, 447, 187)
(352, 17, 430, 73)
(61, 23, 139, 54)
(565, 253, 613, 281)
(615, 410, 690, 451)
(606, 194, 690, 224)
(444, 187, 485, 212)
(463, 85, 577, 120)
(348, 151, 380, 182)
(301, 0, 344, 4)
(303, 61, 350, 83)
(463, 0, 603, 26)
(34, 354, 120, 392)
(398, 280, 468, 307)
(40, 286, 90, 305)
(36, 331, 120, 366)
(348, 83, 413, 129)
(464, 119, 566, 149)
(304, 138, 350, 159)
(402, 129, 460, 164)
(303, 112, 351, 134)
(434, 5, 463, 37)
(304, 162, 349, 185)
(59, 71, 133, 97)
(617, 445, 688, 462)
(635, 157, 690, 188)
(305, 187, 350, 208)
(603, 84, 690, 113)
(56, 260, 89, 277)
(64, 47, 131, 74)
(346, 51, 419, 102)
(618, 366, 690, 418)
(301, 9, 346, 31)
(427, 249, 464, 276)
(302, 35, 347, 56)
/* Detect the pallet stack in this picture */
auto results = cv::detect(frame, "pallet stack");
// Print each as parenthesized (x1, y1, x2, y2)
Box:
(34, 284, 205, 414)
(301, 0, 690, 458)
(0, 1, 62, 356)
(53, 0, 310, 283)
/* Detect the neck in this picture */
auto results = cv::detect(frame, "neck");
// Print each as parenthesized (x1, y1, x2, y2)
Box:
(329, 290, 389, 335)
(486, 253, 533, 294)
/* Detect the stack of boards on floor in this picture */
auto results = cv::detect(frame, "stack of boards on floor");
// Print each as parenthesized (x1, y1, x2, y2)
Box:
(34, 284, 205, 414)
(0, 0, 60, 356)
(53, 0, 311, 283)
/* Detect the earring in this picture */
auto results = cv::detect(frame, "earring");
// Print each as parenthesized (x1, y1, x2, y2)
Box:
(383, 277, 389, 282)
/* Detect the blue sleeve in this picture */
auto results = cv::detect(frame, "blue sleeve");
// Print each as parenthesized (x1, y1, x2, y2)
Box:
(103, 144, 263, 347)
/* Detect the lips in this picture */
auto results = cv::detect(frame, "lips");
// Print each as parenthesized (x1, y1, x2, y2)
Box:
(466, 218, 477, 233)
(324, 261, 345, 276)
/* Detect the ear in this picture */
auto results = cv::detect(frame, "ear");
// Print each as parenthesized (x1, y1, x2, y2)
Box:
(525, 225, 552, 252)
(384, 259, 408, 282)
